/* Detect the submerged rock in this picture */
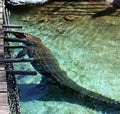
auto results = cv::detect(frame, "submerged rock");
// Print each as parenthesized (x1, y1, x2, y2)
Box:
(64, 15, 83, 21)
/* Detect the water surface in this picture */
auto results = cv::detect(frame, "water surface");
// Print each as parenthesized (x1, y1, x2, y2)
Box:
(9, 3, 120, 114)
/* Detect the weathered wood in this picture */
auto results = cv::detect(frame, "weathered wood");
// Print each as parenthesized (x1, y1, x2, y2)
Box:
(3, 24, 22, 28)
(0, 106, 9, 110)
(6, 70, 37, 75)
(0, 33, 4, 38)
(0, 63, 5, 70)
(0, 71, 6, 82)
(0, 2, 10, 113)
(0, 93, 8, 105)
(0, 58, 35, 63)
(0, 106, 9, 114)
(0, 82, 7, 92)
(0, 44, 26, 48)
(3, 30, 25, 35)
(4, 45, 26, 49)
(0, 13, 2, 19)
(0, 24, 2, 29)
(4, 37, 26, 43)
(4, 45, 26, 48)
(0, 45, 4, 54)
(0, 38, 4, 45)
(0, 110, 9, 114)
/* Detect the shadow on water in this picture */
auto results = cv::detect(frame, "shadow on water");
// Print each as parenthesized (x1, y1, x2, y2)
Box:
(18, 83, 120, 114)
(92, 7, 119, 18)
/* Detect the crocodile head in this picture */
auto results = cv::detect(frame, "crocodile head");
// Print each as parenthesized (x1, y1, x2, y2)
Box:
(12, 32, 45, 58)
(13, 32, 41, 47)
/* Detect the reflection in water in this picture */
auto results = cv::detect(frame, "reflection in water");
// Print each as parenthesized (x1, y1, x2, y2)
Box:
(9, 2, 120, 114)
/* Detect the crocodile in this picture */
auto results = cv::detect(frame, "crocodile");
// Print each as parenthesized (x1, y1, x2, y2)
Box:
(12, 32, 120, 110)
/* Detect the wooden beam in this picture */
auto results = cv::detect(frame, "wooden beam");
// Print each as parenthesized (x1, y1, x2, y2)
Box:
(0, 71, 6, 82)
(5, 70, 37, 75)
(0, 45, 26, 49)
(4, 45, 26, 49)
(3, 30, 24, 35)
(0, 93, 8, 105)
(3, 24, 22, 29)
(0, 106, 10, 114)
(0, 82, 7, 93)
(4, 37, 26, 43)
(0, 58, 34, 63)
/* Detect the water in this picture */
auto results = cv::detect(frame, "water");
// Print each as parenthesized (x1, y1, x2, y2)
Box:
(9, 4, 120, 114)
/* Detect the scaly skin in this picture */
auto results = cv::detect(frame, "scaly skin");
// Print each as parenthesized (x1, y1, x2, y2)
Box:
(13, 33, 120, 110)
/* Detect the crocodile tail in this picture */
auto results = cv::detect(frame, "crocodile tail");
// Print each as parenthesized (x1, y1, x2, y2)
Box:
(56, 73, 120, 110)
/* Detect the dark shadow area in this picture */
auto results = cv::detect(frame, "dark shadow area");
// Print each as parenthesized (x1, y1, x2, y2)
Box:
(92, 7, 119, 18)
(18, 83, 120, 114)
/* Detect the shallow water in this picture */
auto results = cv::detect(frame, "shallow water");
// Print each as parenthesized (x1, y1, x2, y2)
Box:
(9, 3, 120, 114)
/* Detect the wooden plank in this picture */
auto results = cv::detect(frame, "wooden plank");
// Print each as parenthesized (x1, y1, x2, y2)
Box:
(0, 71, 6, 82)
(6, 70, 37, 75)
(0, 38, 4, 45)
(0, 7, 2, 12)
(0, 105, 9, 114)
(0, 45, 4, 50)
(0, 19, 3, 24)
(0, 24, 2, 29)
(0, 54, 4, 60)
(0, 82, 7, 92)
(0, 93, 8, 105)
(3, 24, 22, 28)
(0, 1, 10, 114)
(0, 63, 5, 70)
(4, 45, 26, 49)
(0, 110, 9, 114)
(0, 13, 2, 19)
(0, 58, 34, 63)
(0, 106, 9, 110)
(0, 33, 3, 38)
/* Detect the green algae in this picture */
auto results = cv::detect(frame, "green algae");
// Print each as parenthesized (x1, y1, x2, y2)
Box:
(9, 4, 120, 114)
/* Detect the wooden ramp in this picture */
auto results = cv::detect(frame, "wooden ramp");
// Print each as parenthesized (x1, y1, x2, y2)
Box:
(0, 0, 10, 114)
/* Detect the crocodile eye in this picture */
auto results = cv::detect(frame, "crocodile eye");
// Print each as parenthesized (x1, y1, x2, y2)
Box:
(26, 41, 36, 46)
(30, 42, 36, 45)
(24, 34, 28, 38)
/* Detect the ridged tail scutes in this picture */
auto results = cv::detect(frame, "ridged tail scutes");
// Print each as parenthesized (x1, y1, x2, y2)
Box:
(71, 84, 120, 110)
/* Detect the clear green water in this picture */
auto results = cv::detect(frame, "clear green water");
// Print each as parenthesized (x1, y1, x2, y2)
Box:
(9, 5, 120, 114)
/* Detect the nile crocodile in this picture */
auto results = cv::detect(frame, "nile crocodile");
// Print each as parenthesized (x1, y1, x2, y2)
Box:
(11, 32, 120, 111)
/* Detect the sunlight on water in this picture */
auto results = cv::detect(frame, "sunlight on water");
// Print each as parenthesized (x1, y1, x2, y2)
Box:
(9, 4, 120, 114)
